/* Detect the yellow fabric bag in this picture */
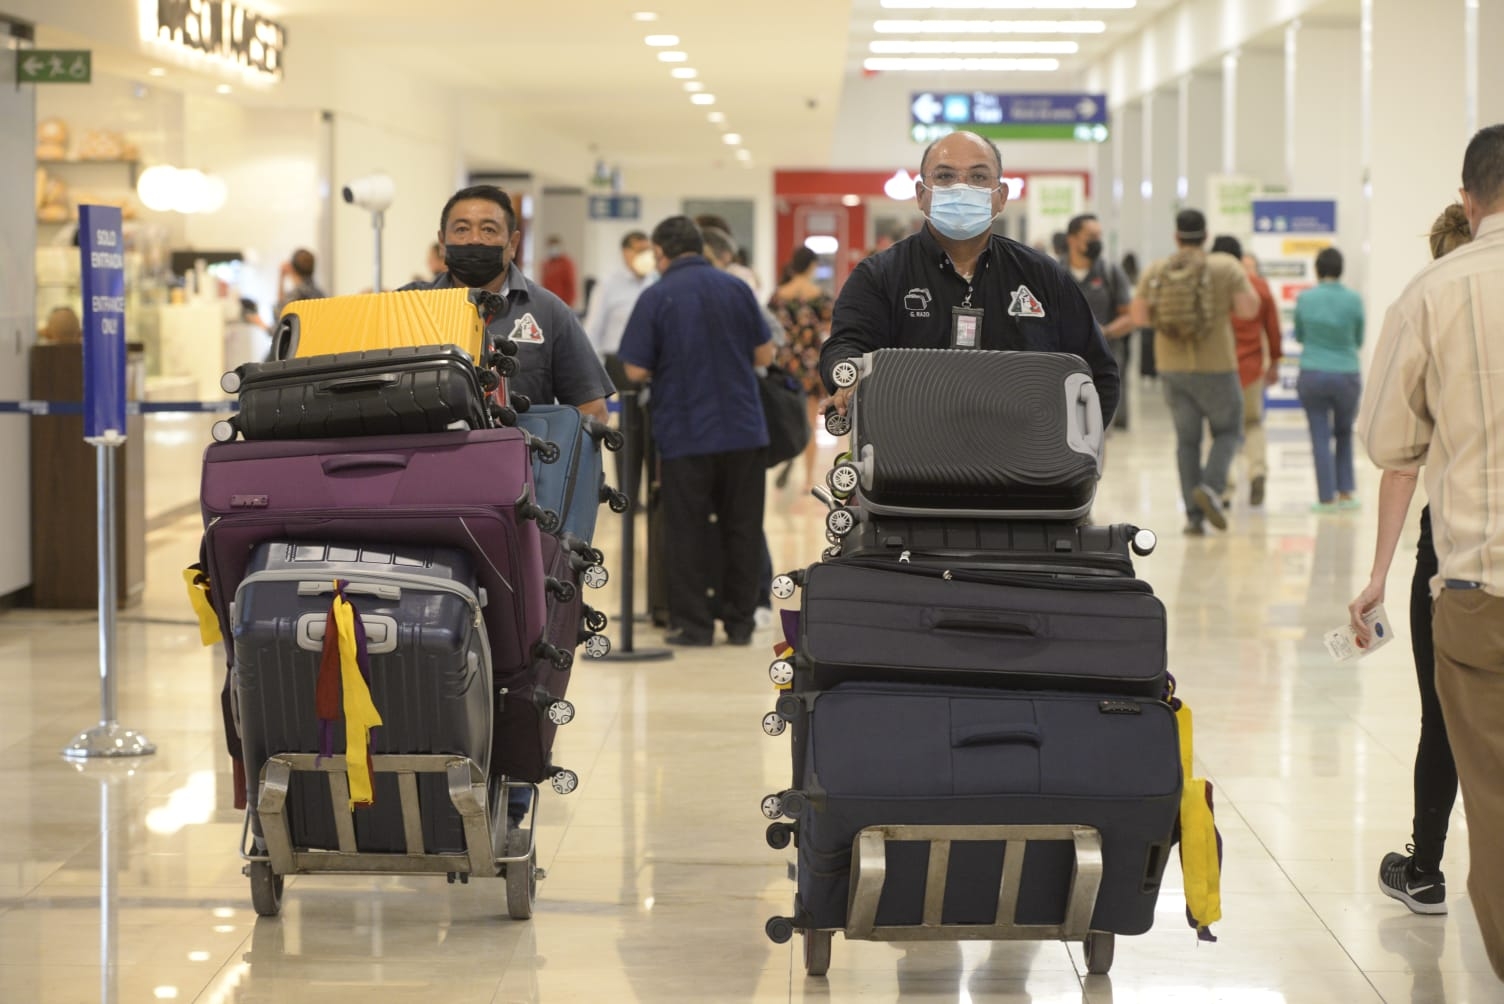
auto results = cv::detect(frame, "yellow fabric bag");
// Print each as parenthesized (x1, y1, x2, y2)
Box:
(182, 566, 222, 647)
(1173, 693, 1223, 941)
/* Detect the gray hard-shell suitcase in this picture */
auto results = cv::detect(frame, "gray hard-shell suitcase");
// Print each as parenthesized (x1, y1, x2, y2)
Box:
(232, 541, 492, 854)
(783, 683, 1181, 935)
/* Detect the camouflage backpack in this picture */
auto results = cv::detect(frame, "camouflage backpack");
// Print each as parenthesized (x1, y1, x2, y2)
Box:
(1146, 250, 1214, 342)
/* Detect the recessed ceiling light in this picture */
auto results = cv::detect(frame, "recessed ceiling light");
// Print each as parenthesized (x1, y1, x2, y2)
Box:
(708, 111, 725, 123)
(657, 50, 688, 62)
(632, 10, 658, 20)
(690, 93, 716, 105)
(873, 19, 1107, 32)
(684, 81, 704, 92)
(870, 40, 1078, 54)
(722, 133, 742, 145)
(216, 84, 232, 94)
(841, 194, 862, 206)
(670, 67, 697, 79)
(148, 67, 167, 77)
(737, 150, 753, 161)
(644, 34, 679, 46)
(862, 57, 1060, 71)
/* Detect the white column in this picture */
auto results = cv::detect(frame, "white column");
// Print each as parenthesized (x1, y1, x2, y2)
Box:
(1182, 72, 1224, 225)
(1290, 24, 1364, 285)
(1146, 88, 1178, 262)
(1116, 101, 1145, 268)
(1231, 49, 1286, 189)
(1367, 0, 1468, 342)
(1476, 0, 1504, 127)
(1222, 51, 1239, 175)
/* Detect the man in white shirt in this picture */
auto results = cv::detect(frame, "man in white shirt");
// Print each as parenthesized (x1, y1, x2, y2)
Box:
(585, 230, 653, 369)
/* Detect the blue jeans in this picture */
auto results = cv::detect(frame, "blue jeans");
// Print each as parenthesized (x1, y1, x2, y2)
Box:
(1162, 371, 1244, 524)
(1297, 369, 1362, 502)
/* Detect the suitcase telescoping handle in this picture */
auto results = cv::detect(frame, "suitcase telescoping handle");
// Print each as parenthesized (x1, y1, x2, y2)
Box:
(922, 608, 1040, 637)
(321, 454, 410, 475)
(952, 724, 1043, 748)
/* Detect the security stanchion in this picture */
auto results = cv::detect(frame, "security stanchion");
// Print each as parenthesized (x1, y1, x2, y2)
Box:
(602, 386, 671, 663)
(62, 204, 155, 761)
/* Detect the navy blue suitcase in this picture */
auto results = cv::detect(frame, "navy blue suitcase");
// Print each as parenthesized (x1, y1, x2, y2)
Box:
(514, 404, 625, 544)
(786, 683, 1181, 936)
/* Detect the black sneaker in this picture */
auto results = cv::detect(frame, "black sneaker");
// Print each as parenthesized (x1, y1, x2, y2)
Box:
(1378, 847, 1447, 915)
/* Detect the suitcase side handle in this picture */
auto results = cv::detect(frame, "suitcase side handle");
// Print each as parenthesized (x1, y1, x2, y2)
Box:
(922, 609, 1039, 637)
(1065, 372, 1105, 469)
(952, 724, 1042, 748)
(321, 454, 410, 475)
(297, 581, 402, 601)
(319, 374, 402, 393)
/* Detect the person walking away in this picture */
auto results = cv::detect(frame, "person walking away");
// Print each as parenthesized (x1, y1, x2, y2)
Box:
(1212, 237, 1283, 506)
(1349, 202, 1472, 916)
(768, 247, 832, 489)
(1293, 247, 1365, 512)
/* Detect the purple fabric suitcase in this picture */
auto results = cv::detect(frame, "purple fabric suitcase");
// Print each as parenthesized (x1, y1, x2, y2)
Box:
(201, 428, 547, 677)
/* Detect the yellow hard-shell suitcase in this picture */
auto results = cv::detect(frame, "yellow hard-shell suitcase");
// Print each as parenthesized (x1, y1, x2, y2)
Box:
(275, 288, 488, 360)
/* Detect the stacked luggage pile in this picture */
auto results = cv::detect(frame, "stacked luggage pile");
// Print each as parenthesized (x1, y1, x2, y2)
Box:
(196, 289, 626, 920)
(756, 348, 1182, 976)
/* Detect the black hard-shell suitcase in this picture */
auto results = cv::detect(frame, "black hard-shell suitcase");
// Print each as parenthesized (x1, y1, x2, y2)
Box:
(835, 349, 1103, 520)
(217, 344, 493, 443)
(837, 517, 1146, 578)
(790, 560, 1167, 699)
(232, 541, 492, 854)
(493, 533, 609, 783)
(787, 683, 1181, 935)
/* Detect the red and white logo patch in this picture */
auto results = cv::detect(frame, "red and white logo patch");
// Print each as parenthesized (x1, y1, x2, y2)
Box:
(509, 312, 545, 343)
(1008, 285, 1046, 319)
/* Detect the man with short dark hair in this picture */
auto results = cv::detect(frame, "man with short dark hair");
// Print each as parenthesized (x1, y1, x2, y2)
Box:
(1360, 124, 1504, 982)
(821, 131, 1119, 425)
(1130, 209, 1260, 534)
(401, 184, 613, 423)
(274, 248, 325, 318)
(618, 216, 775, 647)
(1065, 213, 1135, 428)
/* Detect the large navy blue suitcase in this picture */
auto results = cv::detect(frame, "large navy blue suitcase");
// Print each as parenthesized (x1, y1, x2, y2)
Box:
(514, 404, 625, 544)
(231, 541, 492, 854)
(786, 683, 1180, 935)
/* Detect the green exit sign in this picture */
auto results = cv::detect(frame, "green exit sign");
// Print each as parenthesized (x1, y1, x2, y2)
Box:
(17, 50, 91, 84)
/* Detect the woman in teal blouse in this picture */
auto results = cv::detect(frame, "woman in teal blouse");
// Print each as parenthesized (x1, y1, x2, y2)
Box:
(1293, 247, 1365, 510)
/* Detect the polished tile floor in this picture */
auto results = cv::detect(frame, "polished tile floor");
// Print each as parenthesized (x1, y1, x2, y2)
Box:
(0, 382, 1497, 1003)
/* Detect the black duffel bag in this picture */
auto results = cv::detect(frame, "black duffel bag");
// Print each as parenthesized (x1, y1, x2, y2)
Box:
(759, 363, 810, 467)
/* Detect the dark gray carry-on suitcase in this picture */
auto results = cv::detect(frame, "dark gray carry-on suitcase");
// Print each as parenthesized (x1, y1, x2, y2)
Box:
(783, 683, 1180, 936)
(232, 541, 492, 855)
(832, 349, 1103, 520)
(836, 517, 1153, 577)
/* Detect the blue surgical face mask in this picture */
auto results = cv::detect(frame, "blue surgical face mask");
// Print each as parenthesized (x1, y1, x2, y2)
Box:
(922, 183, 1000, 241)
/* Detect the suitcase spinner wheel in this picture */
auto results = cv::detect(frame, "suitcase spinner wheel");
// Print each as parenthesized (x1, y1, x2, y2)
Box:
(504, 828, 537, 920)
(831, 359, 860, 389)
(824, 408, 850, 437)
(247, 860, 283, 918)
(1085, 931, 1115, 975)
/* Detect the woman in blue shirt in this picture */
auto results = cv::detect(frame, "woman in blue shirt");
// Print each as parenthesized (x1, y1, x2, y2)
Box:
(1294, 247, 1365, 511)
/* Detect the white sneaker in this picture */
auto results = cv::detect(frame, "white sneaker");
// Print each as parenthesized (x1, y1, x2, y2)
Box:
(754, 607, 773, 630)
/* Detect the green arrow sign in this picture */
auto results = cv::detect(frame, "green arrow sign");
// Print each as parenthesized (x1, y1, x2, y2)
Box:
(17, 50, 92, 84)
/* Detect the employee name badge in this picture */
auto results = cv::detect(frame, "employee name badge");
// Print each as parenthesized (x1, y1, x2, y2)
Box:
(1323, 603, 1395, 662)
(951, 307, 984, 349)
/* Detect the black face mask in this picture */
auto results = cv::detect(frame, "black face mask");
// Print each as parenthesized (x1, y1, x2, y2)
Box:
(1085, 239, 1104, 261)
(444, 242, 509, 287)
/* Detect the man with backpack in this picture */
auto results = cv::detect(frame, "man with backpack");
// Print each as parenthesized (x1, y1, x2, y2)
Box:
(1131, 209, 1260, 534)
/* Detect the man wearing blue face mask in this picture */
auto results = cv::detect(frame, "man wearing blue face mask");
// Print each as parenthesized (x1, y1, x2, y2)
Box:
(820, 130, 1119, 425)
(401, 184, 614, 423)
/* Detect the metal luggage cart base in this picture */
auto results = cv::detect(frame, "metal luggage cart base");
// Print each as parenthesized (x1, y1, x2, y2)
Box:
(779, 823, 1115, 978)
(239, 753, 539, 920)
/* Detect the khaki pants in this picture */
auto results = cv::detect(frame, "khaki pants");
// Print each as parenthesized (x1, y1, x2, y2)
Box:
(1241, 381, 1267, 481)
(1433, 587, 1504, 981)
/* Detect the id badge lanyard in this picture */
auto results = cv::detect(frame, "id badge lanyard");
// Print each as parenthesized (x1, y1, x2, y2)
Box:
(951, 287, 983, 349)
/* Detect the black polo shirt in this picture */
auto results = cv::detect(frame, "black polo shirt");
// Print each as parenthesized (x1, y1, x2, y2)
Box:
(822, 227, 1119, 423)
(400, 264, 615, 408)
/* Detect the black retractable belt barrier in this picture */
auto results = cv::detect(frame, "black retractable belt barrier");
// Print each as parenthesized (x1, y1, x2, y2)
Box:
(601, 387, 671, 663)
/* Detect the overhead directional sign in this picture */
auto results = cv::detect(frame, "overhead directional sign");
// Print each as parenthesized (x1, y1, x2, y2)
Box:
(910, 91, 1109, 143)
(17, 50, 91, 84)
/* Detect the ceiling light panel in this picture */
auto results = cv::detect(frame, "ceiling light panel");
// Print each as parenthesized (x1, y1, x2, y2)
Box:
(879, 1, 1133, 9)
(644, 34, 679, 45)
(723, 133, 742, 144)
(691, 93, 716, 104)
(708, 111, 726, 123)
(632, 11, 658, 20)
(870, 40, 1079, 54)
(657, 50, 688, 62)
(873, 19, 1106, 32)
(862, 56, 1061, 70)
(684, 81, 704, 91)
(671, 67, 697, 78)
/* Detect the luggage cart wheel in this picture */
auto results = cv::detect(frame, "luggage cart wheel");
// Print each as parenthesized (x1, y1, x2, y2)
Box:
(760, 794, 784, 820)
(504, 829, 536, 920)
(602, 428, 626, 452)
(583, 607, 608, 633)
(770, 574, 797, 601)
(1131, 528, 1158, 557)
(211, 419, 238, 444)
(824, 409, 851, 438)
(1084, 932, 1115, 975)
(582, 564, 609, 590)
(828, 463, 860, 497)
(220, 370, 242, 394)
(765, 821, 794, 850)
(546, 699, 575, 726)
(583, 634, 612, 659)
(825, 508, 855, 538)
(765, 916, 795, 945)
(831, 359, 859, 389)
(247, 860, 283, 918)
(768, 659, 795, 687)
(549, 768, 579, 795)
(761, 712, 787, 737)
(803, 929, 832, 977)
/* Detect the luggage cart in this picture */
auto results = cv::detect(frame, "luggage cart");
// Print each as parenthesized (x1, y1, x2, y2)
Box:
(766, 822, 1115, 977)
(239, 752, 566, 921)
